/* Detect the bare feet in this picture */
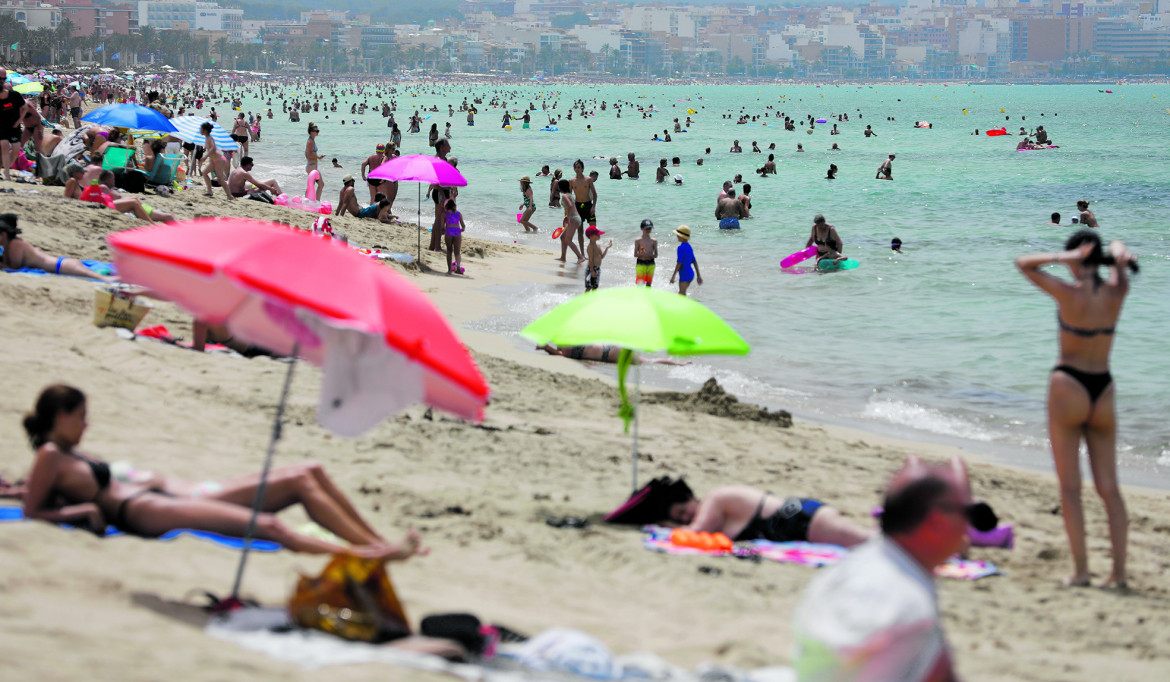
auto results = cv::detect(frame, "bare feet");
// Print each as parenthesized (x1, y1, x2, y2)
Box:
(1101, 572, 1128, 590)
(1063, 573, 1091, 587)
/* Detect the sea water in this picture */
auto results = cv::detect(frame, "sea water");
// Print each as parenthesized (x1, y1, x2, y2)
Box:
(221, 81, 1170, 481)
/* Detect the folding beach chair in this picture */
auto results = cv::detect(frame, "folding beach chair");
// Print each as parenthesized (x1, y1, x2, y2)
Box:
(101, 146, 136, 172)
(144, 154, 181, 188)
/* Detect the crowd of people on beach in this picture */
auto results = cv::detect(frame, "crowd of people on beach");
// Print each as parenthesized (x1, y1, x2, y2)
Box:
(0, 68, 1146, 679)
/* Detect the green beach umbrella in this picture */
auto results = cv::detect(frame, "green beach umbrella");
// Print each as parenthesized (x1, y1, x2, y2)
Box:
(14, 82, 43, 94)
(521, 286, 750, 490)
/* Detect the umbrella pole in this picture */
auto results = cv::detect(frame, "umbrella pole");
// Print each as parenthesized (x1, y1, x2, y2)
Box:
(228, 344, 300, 601)
(417, 183, 422, 262)
(632, 364, 641, 493)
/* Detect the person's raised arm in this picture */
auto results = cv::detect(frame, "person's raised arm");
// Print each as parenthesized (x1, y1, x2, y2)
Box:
(1106, 240, 1135, 291)
(1015, 245, 1089, 301)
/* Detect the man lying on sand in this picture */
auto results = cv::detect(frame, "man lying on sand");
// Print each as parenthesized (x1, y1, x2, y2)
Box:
(0, 214, 116, 282)
(537, 344, 690, 366)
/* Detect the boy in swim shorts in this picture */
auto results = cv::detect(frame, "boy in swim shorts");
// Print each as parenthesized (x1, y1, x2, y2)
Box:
(584, 226, 611, 292)
(634, 219, 658, 287)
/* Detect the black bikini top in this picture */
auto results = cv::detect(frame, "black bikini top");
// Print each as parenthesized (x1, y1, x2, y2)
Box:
(1058, 314, 1115, 338)
(65, 451, 111, 494)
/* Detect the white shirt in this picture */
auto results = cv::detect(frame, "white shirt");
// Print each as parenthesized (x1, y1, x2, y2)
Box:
(792, 536, 947, 682)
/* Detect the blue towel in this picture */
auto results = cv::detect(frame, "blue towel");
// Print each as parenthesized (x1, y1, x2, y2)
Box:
(3, 259, 117, 278)
(0, 505, 280, 552)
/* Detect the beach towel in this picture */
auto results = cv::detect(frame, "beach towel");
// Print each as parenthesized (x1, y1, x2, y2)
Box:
(207, 607, 796, 682)
(117, 325, 233, 354)
(0, 505, 280, 552)
(641, 526, 999, 580)
(2, 258, 115, 278)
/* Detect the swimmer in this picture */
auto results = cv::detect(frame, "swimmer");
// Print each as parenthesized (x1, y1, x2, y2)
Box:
(891, 237, 904, 254)
(875, 154, 894, 181)
(1076, 200, 1098, 228)
(807, 214, 846, 264)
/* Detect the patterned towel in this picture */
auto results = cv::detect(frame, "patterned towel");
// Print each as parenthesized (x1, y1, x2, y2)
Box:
(0, 505, 280, 552)
(641, 526, 999, 580)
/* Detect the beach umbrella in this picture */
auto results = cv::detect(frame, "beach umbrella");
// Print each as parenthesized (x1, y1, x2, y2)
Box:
(521, 287, 750, 491)
(14, 82, 42, 94)
(107, 218, 489, 603)
(168, 115, 239, 151)
(5, 72, 31, 85)
(368, 154, 467, 263)
(81, 103, 177, 133)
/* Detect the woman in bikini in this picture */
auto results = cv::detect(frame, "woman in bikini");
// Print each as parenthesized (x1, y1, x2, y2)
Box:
(1017, 230, 1137, 587)
(200, 122, 233, 200)
(20, 384, 424, 561)
(518, 176, 538, 233)
(230, 114, 250, 159)
(304, 122, 324, 199)
(805, 214, 846, 265)
(609, 478, 871, 547)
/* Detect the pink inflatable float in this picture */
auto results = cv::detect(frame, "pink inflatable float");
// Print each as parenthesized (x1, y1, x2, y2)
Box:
(274, 170, 332, 215)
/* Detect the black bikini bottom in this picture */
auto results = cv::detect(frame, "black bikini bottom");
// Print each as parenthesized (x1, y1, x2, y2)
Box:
(1053, 365, 1113, 404)
(114, 489, 174, 536)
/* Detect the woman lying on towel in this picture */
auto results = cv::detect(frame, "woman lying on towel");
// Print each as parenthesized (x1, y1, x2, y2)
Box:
(607, 477, 873, 548)
(20, 384, 422, 562)
(0, 214, 116, 282)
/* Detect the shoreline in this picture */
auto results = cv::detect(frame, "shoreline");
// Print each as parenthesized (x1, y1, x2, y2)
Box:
(4, 181, 1170, 680)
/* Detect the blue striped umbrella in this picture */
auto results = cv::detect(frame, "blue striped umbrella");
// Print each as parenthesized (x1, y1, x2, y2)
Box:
(168, 115, 239, 151)
(80, 103, 177, 133)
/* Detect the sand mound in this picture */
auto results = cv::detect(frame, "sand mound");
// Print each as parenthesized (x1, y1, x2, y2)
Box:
(643, 378, 792, 427)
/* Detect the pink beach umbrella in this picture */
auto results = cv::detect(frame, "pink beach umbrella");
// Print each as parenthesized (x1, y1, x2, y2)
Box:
(108, 218, 489, 604)
(368, 154, 468, 261)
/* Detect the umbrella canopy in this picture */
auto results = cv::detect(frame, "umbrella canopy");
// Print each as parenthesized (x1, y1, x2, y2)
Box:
(367, 154, 468, 261)
(520, 286, 750, 356)
(5, 72, 30, 85)
(81, 103, 177, 133)
(368, 154, 467, 186)
(14, 82, 43, 94)
(108, 218, 489, 424)
(169, 115, 239, 151)
(521, 286, 749, 491)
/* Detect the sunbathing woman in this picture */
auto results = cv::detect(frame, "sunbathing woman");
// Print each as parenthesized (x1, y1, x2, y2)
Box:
(1017, 230, 1137, 587)
(536, 344, 691, 366)
(21, 384, 421, 561)
(0, 214, 115, 282)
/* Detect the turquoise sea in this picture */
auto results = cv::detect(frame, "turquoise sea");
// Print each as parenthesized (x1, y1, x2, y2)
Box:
(219, 81, 1170, 482)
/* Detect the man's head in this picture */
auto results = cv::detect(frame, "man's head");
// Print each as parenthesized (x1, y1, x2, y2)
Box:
(880, 456, 972, 568)
(1050, 212, 1060, 224)
(98, 170, 115, 187)
(240, 156, 254, 169)
(342, 174, 355, 186)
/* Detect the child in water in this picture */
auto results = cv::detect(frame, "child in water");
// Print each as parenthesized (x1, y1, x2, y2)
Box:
(585, 226, 611, 292)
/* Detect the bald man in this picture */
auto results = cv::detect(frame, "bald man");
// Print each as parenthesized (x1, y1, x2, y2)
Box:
(792, 456, 973, 682)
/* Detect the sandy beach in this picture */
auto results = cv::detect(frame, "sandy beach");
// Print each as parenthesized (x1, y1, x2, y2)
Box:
(2, 182, 1169, 681)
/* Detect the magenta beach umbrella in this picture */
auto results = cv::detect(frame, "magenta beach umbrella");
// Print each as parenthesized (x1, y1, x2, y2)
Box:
(368, 154, 468, 261)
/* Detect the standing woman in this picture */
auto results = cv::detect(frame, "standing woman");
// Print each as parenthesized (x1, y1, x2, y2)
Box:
(200, 122, 233, 200)
(1016, 230, 1138, 587)
(518, 176, 539, 233)
(428, 123, 439, 148)
(305, 122, 324, 199)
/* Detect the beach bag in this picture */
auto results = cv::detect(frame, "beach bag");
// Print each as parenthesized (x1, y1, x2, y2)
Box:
(288, 553, 411, 643)
(93, 286, 152, 330)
